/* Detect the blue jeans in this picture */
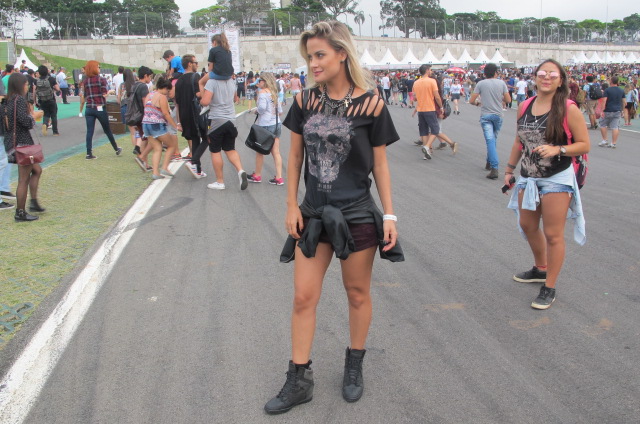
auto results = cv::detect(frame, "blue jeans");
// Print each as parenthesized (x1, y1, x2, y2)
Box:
(480, 114, 503, 169)
(85, 106, 117, 155)
(0, 137, 11, 192)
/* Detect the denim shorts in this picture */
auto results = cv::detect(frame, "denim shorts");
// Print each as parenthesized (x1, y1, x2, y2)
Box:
(599, 111, 621, 130)
(516, 179, 573, 196)
(260, 123, 282, 137)
(142, 123, 168, 138)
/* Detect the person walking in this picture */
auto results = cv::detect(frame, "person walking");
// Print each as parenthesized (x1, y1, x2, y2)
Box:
(79, 60, 122, 160)
(247, 72, 284, 185)
(264, 21, 403, 415)
(469, 63, 512, 179)
(3, 73, 45, 221)
(598, 76, 626, 148)
(411, 64, 446, 160)
(450, 79, 462, 114)
(583, 75, 600, 129)
(623, 83, 637, 126)
(34, 65, 60, 137)
(141, 76, 180, 180)
(199, 67, 248, 191)
(55, 67, 71, 104)
(504, 59, 590, 310)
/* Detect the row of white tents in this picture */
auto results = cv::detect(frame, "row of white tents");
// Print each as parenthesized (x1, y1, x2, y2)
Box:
(569, 51, 639, 64)
(359, 48, 511, 70)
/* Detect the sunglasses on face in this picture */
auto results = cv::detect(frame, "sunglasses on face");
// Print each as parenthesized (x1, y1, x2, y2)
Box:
(536, 71, 560, 80)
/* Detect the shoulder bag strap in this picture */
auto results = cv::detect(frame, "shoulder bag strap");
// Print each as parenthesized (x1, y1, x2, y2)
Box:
(518, 96, 536, 120)
(13, 96, 17, 151)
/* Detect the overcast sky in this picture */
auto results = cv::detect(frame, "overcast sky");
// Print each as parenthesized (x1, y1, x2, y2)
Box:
(175, 0, 631, 30)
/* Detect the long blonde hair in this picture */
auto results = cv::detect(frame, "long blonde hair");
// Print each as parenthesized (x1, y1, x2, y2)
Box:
(299, 21, 374, 91)
(259, 72, 279, 107)
(211, 33, 230, 51)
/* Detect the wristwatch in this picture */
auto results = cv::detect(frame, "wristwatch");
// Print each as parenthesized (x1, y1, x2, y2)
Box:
(559, 146, 567, 156)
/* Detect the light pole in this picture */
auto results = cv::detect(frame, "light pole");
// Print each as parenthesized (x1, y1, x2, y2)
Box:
(369, 14, 373, 37)
(412, 17, 417, 39)
(432, 19, 437, 39)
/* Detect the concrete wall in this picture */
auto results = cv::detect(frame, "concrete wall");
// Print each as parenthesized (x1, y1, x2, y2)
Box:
(23, 36, 640, 72)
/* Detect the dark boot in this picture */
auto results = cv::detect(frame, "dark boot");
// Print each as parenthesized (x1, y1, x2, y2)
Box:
(29, 199, 46, 213)
(264, 361, 314, 414)
(486, 168, 499, 179)
(342, 347, 366, 402)
(485, 161, 491, 170)
(15, 209, 39, 222)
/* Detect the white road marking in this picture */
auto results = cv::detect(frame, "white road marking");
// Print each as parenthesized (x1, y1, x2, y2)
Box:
(0, 149, 188, 424)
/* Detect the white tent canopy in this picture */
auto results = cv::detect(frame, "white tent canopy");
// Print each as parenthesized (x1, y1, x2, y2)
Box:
(373, 48, 402, 70)
(398, 48, 421, 69)
(586, 52, 603, 64)
(613, 52, 626, 63)
(359, 49, 379, 68)
(456, 49, 474, 65)
(489, 49, 512, 64)
(471, 50, 491, 64)
(419, 48, 443, 65)
(626, 52, 638, 63)
(603, 51, 617, 64)
(440, 49, 457, 64)
(575, 51, 589, 63)
(14, 49, 38, 71)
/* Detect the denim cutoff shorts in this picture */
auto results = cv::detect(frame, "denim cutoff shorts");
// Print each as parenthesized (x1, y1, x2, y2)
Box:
(260, 123, 282, 137)
(142, 123, 168, 138)
(516, 179, 573, 196)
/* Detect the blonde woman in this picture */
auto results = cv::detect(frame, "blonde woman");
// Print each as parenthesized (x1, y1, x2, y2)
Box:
(247, 73, 284, 185)
(264, 21, 403, 414)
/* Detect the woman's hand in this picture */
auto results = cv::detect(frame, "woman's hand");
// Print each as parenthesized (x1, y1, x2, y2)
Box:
(285, 204, 304, 239)
(533, 144, 561, 159)
(382, 220, 397, 251)
(32, 110, 44, 120)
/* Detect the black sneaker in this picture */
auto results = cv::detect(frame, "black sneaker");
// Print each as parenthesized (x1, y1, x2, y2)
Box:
(436, 142, 448, 150)
(1, 191, 16, 200)
(15, 209, 39, 221)
(531, 285, 556, 310)
(264, 361, 314, 414)
(413, 140, 423, 146)
(486, 168, 499, 179)
(116, 147, 123, 156)
(0, 201, 15, 211)
(86, 154, 97, 160)
(513, 266, 547, 283)
(342, 348, 366, 402)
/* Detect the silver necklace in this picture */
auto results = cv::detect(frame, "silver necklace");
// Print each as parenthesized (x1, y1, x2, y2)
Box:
(319, 84, 354, 117)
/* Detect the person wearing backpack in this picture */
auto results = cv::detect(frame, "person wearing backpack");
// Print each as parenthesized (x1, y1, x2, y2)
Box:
(34, 65, 60, 136)
(582, 75, 600, 129)
(503, 59, 590, 310)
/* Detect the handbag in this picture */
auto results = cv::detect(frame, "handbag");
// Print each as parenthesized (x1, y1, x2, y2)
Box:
(125, 83, 144, 126)
(8, 97, 44, 165)
(244, 100, 278, 155)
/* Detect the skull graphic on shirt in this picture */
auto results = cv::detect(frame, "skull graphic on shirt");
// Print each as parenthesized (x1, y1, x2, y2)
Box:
(303, 114, 353, 188)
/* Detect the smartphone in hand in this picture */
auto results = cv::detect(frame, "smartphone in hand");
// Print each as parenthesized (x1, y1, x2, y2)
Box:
(501, 176, 516, 193)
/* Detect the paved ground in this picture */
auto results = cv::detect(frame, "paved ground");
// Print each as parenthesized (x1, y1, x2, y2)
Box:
(9, 100, 640, 423)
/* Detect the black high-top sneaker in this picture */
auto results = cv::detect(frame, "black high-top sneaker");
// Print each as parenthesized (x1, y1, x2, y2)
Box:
(29, 199, 46, 213)
(264, 361, 314, 414)
(342, 347, 366, 402)
(15, 209, 39, 222)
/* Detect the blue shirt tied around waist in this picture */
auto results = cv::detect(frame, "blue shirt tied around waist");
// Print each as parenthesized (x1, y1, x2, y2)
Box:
(507, 166, 586, 246)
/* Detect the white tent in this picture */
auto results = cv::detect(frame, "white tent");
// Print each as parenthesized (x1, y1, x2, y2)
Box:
(574, 51, 589, 64)
(603, 51, 617, 64)
(613, 52, 627, 64)
(398, 48, 421, 70)
(489, 49, 512, 64)
(456, 49, 474, 65)
(626, 52, 638, 63)
(419, 48, 443, 65)
(14, 49, 38, 71)
(586, 52, 603, 64)
(374, 48, 402, 70)
(359, 49, 379, 68)
(471, 50, 491, 64)
(439, 49, 457, 65)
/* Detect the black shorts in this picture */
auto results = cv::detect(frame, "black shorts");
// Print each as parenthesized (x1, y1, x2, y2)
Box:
(237, 86, 245, 97)
(417, 111, 440, 136)
(208, 121, 238, 153)
(303, 218, 378, 252)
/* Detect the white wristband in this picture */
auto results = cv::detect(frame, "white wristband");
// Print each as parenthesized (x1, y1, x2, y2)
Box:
(383, 214, 397, 222)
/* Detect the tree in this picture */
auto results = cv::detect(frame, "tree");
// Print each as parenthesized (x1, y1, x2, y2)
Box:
(190, 5, 227, 30)
(354, 11, 365, 36)
(623, 13, 640, 40)
(380, 0, 446, 38)
(320, 0, 359, 20)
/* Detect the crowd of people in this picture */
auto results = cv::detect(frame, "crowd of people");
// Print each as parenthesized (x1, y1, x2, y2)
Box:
(1, 21, 637, 416)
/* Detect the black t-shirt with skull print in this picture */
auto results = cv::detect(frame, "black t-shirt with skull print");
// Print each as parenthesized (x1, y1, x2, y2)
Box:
(283, 87, 399, 208)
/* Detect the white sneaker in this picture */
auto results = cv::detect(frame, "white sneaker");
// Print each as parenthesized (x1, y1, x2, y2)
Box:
(609, 144, 616, 148)
(196, 171, 207, 179)
(599, 140, 608, 147)
(421, 146, 432, 160)
(207, 182, 225, 190)
(185, 161, 199, 178)
(238, 170, 248, 190)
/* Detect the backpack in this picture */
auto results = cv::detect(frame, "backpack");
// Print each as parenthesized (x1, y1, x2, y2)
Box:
(518, 96, 588, 189)
(576, 89, 587, 105)
(397, 81, 407, 92)
(588, 83, 603, 100)
(36, 78, 55, 102)
(124, 83, 144, 126)
(442, 99, 452, 119)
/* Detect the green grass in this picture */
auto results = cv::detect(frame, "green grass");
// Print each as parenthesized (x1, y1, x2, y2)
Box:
(17, 45, 164, 74)
(0, 41, 10, 65)
(0, 136, 187, 349)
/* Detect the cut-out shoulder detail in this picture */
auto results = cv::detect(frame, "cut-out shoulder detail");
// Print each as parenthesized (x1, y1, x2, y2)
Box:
(295, 91, 303, 108)
(371, 96, 385, 117)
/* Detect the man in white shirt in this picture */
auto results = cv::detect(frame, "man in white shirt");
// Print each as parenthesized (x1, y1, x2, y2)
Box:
(381, 73, 391, 104)
(112, 66, 124, 99)
(515, 77, 528, 104)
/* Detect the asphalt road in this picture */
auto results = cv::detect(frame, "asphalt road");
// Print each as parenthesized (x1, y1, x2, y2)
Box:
(23, 101, 640, 423)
